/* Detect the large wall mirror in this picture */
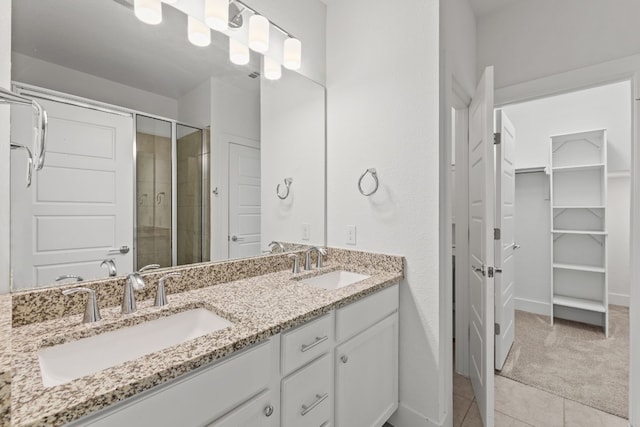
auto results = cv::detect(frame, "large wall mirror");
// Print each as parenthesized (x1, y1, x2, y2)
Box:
(9, 0, 326, 291)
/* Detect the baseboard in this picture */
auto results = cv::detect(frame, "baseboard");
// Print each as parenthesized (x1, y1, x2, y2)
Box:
(609, 292, 630, 307)
(514, 297, 550, 316)
(388, 403, 442, 427)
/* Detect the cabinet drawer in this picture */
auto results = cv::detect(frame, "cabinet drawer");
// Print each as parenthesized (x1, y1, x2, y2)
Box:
(281, 313, 334, 376)
(208, 389, 278, 427)
(336, 284, 398, 342)
(281, 354, 332, 427)
(82, 339, 274, 427)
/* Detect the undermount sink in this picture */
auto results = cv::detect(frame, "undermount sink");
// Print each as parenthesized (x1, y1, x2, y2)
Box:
(38, 308, 233, 387)
(300, 270, 370, 290)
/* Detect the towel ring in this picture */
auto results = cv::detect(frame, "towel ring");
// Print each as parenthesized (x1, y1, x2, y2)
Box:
(277, 177, 293, 199)
(358, 168, 379, 196)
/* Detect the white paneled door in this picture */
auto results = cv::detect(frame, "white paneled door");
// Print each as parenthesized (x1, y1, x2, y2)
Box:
(11, 97, 134, 289)
(494, 110, 517, 370)
(468, 67, 495, 427)
(228, 143, 261, 259)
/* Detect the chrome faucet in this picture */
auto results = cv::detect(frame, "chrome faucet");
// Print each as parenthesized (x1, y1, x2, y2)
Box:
(155, 273, 181, 307)
(122, 264, 159, 314)
(62, 287, 101, 323)
(101, 259, 117, 277)
(304, 247, 327, 271)
(56, 274, 83, 283)
(269, 241, 285, 253)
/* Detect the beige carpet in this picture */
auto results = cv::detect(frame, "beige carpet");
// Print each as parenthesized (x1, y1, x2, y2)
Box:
(497, 306, 629, 418)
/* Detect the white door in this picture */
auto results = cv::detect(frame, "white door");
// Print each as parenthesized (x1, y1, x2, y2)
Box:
(11, 97, 134, 289)
(468, 67, 495, 427)
(228, 143, 261, 259)
(494, 110, 516, 370)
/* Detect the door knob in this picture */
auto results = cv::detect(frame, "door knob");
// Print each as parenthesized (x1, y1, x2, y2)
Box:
(230, 235, 244, 242)
(513, 243, 521, 250)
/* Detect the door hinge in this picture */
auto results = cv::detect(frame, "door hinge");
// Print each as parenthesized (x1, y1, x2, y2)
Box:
(495, 323, 501, 335)
(494, 132, 501, 145)
(494, 228, 501, 240)
(488, 267, 494, 278)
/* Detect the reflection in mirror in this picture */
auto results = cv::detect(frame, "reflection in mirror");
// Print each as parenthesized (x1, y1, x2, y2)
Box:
(9, 0, 325, 291)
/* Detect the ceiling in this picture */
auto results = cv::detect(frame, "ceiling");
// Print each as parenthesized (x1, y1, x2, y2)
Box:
(11, 0, 261, 99)
(468, 0, 520, 17)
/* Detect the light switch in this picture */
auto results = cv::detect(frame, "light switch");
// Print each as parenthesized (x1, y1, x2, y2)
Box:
(346, 225, 356, 245)
(302, 223, 310, 241)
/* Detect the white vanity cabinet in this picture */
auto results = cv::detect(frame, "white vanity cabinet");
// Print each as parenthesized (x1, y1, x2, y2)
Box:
(68, 284, 399, 427)
(334, 285, 399, 427)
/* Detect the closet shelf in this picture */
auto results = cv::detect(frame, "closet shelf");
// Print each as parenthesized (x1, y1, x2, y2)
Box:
(553, 295, 606, 313)
(551, 163, 604, 172)
(552, 229, 607, 235)
(552, 205, 605, 209)
(553, 263, 605, 273)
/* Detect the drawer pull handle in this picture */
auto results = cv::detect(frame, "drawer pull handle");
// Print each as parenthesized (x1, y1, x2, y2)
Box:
(340, 355, 348, 364)
(300, 335, 329, 353)
(263, 405, 274, 417)
(320, 422, 330, 427)
(301, 393, 329, 416)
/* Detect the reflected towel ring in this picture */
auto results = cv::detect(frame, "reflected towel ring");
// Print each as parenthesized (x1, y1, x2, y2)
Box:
(277, 177, 293, 199)
(358, 168, 379, 196)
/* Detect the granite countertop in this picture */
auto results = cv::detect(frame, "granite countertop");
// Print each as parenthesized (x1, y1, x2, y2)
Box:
(10, 262, 402, 426)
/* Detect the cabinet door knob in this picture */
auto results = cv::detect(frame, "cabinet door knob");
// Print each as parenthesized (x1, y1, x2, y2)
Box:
(264, 405, 274, 417)
(341, 355, 348, 363)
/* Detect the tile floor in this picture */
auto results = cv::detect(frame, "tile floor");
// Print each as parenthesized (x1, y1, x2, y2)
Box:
(454, 374, 629, 427)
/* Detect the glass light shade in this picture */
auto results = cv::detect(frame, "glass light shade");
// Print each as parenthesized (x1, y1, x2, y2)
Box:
(229, 38, 250, 65)
(282, 38, 302, 70)
(205, 0, 228, 31)
(249, 15, 270, 53)
(264, 57, 281, 80)
(134, 0, 162, 25)
(188, 16, 211, 47)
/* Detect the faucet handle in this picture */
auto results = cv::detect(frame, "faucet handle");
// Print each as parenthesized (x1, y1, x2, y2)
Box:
(62, 287, 101, 323)
(155, 273, 181, 307)
(138, 264, 160, 273)
(288, 254, 300, 274)
(316, 247, 326, 268)
(56, 274, 83, 282)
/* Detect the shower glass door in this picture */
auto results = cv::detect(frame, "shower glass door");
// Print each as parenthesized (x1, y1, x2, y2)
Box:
(136, 115, 173, 269)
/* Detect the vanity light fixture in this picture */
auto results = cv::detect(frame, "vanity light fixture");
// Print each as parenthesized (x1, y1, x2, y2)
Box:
(205, 0, 229, 31)
(264, 56, 281, 80)
(188, 16, 211, 46)
(249, 14, 270, 53)
(283, 38, 302, 70)
(134, 0, 162, 25)
(229, 38, 250, 65)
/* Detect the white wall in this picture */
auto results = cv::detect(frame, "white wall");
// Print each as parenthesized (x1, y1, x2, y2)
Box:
(243, 0, 326, 85)
(12, 53, 178, 119)
(477, 0, 640, 89)
(326, 0, 442, 425)
(504, 81, 631, 172)
(261, 71, 325, 248)
(210, 77, 260, 260)
(0, 1, 10, 294)
(177, 79, 212, 127)
(505, 82, 632, 308)
(441, 0, 477, 97)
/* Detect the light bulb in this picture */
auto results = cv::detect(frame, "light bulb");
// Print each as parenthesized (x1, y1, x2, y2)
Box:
(283, 38, 302, 70)
(134, 0, 162, 25)
(249, 15, 270, 53)
(188, 16, 211, 47)
(264, 56, 281, 80)
(229, 38, 250, 65)
(205, 0, 228, 31)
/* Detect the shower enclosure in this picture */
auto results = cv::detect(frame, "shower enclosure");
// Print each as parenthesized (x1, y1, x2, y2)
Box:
(135, 115, 210, 269)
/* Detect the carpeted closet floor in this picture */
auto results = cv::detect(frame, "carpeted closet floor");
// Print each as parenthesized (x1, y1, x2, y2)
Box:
(498, 306, 629, 418)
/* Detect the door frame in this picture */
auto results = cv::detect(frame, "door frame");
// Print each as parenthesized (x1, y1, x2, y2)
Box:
(445, 54, 640, 425)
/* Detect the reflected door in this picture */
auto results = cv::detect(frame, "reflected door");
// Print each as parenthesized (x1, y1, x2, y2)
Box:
(228, 143, 261, 259)
(10, 98, 134, 289)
